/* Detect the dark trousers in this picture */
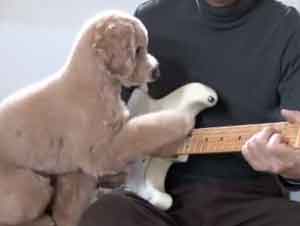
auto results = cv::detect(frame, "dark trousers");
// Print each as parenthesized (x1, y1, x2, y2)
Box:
(79, 177, 300, 226)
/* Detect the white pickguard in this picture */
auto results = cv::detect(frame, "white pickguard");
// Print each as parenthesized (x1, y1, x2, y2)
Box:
(125, 83, 218, 210)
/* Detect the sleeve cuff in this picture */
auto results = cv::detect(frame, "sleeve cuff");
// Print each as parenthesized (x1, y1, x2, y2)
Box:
(279, 176, 300, 190)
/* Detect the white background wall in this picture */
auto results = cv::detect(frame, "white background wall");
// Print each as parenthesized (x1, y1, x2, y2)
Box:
(0, 0, 142, 99)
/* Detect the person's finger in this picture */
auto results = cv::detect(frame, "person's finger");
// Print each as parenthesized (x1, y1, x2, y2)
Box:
(268, 133, 284, 147)
(242, 142, 265, 172)
(281, 109, 300, 123)
(255, 127, 277, 143)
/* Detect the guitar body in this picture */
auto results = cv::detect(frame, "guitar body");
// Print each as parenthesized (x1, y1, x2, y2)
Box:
(125, 83, 218, 210)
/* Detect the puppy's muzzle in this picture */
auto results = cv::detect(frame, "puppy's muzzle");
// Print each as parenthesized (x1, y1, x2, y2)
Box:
(151, 66, 160, 81)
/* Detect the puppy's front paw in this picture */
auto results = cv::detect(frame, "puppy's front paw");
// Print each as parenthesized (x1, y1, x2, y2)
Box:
(80, 165, 98, 179)
(182, 113, 196, 137)
(152, 138, 187, 158)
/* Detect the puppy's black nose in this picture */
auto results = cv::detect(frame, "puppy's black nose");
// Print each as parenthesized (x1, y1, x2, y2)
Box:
(151, 67, 160, 81)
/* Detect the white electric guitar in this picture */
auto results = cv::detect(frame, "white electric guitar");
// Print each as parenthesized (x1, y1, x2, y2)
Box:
(125, 83, 300, 211)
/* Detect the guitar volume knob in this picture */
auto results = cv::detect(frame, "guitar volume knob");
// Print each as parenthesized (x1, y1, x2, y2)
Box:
(208, 96, 216, 104)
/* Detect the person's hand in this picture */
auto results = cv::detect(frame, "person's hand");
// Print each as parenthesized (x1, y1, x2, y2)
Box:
(241, 109, 300, 179)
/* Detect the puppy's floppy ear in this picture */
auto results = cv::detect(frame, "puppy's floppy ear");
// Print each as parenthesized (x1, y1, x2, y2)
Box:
(92, 19, 137, 75)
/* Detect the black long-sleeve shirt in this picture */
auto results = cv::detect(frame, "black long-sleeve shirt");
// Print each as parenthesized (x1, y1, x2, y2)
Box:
(130, 0, 300, 189)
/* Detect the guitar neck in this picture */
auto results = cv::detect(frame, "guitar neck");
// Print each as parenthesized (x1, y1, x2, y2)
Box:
(177, 122, 300, 155)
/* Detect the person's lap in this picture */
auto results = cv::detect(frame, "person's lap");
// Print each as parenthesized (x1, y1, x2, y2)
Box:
(79, 177, 300, 226)
(79, 191, 177, 226)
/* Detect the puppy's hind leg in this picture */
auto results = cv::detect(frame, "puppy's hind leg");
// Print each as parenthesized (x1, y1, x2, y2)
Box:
(52, 172, 97, 226)
(0, 163, 53, 225)
(0, 215, 55, 226)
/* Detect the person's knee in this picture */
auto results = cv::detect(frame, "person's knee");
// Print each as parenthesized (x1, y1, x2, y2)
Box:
(79, 192, 141, 226)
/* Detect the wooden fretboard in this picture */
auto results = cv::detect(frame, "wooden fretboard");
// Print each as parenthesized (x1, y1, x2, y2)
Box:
(177, 122, 300, 155)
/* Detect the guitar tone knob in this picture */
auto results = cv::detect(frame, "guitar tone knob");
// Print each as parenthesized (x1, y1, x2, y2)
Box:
(208, 96, 216, 104)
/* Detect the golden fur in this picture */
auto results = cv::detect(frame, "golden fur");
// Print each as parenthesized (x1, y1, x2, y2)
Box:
(0, 11, 194, 226)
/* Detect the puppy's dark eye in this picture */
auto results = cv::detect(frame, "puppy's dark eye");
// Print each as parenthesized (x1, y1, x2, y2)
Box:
(136, 47, 142, 56)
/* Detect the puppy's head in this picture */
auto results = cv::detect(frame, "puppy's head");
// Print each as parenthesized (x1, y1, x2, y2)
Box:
(91, 11, 159, 87)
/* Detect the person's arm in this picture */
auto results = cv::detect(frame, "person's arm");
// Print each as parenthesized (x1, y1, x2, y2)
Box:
(242, 9, 300, 183)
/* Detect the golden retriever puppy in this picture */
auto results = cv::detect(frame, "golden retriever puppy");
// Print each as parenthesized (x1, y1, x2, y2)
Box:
(0, 11, 195, 226)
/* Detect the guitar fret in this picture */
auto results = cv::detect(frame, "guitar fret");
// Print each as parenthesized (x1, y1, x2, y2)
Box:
(195, 137, 202, 153)
(192, 136, 198, 153)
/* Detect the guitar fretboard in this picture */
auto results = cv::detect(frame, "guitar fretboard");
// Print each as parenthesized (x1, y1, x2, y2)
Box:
(177, 122, 300, 155)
